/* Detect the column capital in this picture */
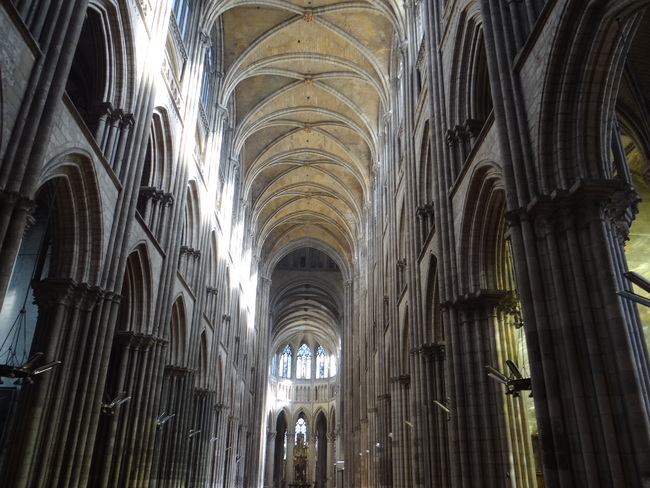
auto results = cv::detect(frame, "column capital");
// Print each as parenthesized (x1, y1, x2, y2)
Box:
(441, 289, 507, 313)
(32, 278, 104, 311)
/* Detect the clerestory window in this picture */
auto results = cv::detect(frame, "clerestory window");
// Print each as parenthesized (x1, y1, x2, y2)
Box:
(296, 343, 311, 379)
(279, 345, 292, 379)
(316, 345, 327, 379)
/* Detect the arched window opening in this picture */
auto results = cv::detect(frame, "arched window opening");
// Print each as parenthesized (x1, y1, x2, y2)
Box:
(316, 345, 327, 379)
(273, 413, 288, 486)
(294, 415, 309, 482)
(200, 33, 216, 109)
(0, 191, 51, 370)
(270, 354, 277, 376)
(489, 191, 540, 486)
(66, 8, 108, 134)
(315, 413, 328, 487)
(296, 343, 311, 379)
(172, 0, 191, 39)
(329, 354, 338, 377)
(295, 416, 307, 445)
(279, 345, 292, 379)
(472, 31, 493, 124)
(615, 126, 650, 349)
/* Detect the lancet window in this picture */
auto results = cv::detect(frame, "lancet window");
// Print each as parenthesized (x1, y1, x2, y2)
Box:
(296, 343, 311, 379)
(279, 345, 292, 379)
(316, 345, 327, 379)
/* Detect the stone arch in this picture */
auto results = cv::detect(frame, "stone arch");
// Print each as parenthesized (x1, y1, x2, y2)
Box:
(178, 181, 201, 289)
(457, 161, 504, 293)
(37, 151, 104, 285)
(168, 296, 188, 367)
(90, 243, 156, 485)
(400, 308, 410, 373)
(140, 109, 174, 191)
(292, 407, 311, 427)
(538, 0, 649, 189)
(423, 253, 441, 343)
(198, 330, 209, 389)
(117, 244, 153, 335)
(447, 5, 493, 176)
(183, 180, 201, 249)
(418, 121, 432, 201)
(217, 355, 224, 396)
(137, 109, 175, 237)
(66, 1, 135, 133)
(273, 409, 290, 485)
(457, 159, 538, 485)
(314, 409, 328, 487)
(451, 7, 491, 123)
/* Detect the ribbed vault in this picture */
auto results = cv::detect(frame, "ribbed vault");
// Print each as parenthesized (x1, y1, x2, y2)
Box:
(208, 0, 400, 268)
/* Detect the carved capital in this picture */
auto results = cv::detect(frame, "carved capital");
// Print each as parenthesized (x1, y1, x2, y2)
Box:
(445, 128, 458, 147)
(446, 289, 507, 313)
(164, 365, 191, 378)
(32, 278, 103, 311)
(116, 331, 164, 350)
(391, 374, 410, 388)
(419, 341, 446, 361)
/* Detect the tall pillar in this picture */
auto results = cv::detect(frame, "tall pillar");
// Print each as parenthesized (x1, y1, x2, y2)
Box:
(0, 0, 92, 308)
(265, 431, 277, 488)
(309, 432, 317, 486)
(286, 428, 295, 486)
(506, 185, 650, 487)
(326, 432, 335, 488)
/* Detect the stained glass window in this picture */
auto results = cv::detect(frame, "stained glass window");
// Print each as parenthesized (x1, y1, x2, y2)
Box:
(172, 0, 191, 39)
(279, 345, 292, 378)
(295, 417, 307, 445)
(316, 345, 327, 379)
(296, 343, 311, 379)
(270, 354, 277, 376)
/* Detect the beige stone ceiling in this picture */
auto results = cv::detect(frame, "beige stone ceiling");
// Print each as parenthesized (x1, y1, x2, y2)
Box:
(210, 0, 403, 267)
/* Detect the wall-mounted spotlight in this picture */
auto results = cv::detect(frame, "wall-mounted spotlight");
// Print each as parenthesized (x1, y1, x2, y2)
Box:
(157, 412, 175, 430)
(0, 352, 61, 386)
(101, 391, 131, 416)
(486, 360, 532, 397)
(618, 271, 650, 307)
(434, 399, 451, 421)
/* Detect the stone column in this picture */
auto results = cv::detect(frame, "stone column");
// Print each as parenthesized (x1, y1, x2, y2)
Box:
(326, 432, 335, 488)
(286, 428, 295, 486)
(309, 432, 317, 486)
(265, 431, 277, 488)
(0, 0, 92, 311)
(506, 184, 650, 487)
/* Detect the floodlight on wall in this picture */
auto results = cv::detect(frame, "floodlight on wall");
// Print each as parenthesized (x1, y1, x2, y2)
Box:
(433, 399, 451, 421)
(0, 352, 61, 385)
(618, 271, 650, 307)
(189, 429, 201, 438)
(101, 391, 131, 416)
(157, 412, 175, 430)
(485, 361, 532, 397)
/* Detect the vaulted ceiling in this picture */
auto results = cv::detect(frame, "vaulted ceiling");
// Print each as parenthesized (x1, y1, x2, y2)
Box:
(209, 0, 404, 269)
(207, 0, 404, 347)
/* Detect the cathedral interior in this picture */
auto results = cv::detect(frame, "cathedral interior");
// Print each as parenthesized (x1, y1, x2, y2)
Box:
(1, 0, 650, 487)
